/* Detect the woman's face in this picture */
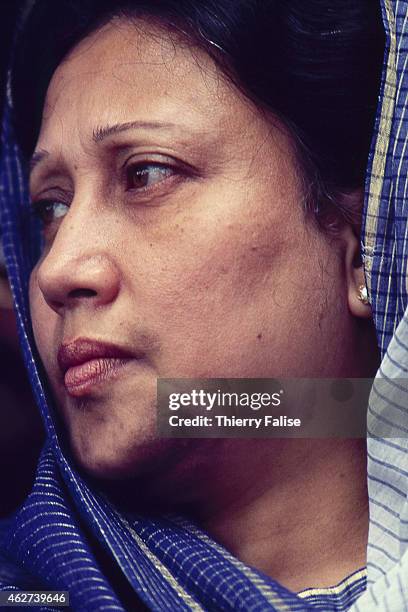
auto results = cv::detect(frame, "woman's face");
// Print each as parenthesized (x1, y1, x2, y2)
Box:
(29, 19, 365, 477)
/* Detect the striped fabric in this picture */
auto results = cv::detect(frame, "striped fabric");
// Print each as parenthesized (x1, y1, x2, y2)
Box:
(362, 0, 408, 356)
(347, 0, 408, 610)
(298, 569, 367, 611)
(0, 0, 408, 610)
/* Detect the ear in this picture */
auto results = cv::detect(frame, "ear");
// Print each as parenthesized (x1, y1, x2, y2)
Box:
(343, 229, 372, 318)
(336, 191, 372, 319)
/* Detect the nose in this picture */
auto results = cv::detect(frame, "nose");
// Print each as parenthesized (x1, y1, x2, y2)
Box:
(36, 215, 121, 316)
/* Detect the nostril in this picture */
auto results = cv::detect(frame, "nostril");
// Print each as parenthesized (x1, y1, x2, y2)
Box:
(68, 288, 97, 299)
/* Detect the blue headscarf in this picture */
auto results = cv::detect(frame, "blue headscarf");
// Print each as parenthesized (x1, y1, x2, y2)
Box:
(1, 0, 408, 610)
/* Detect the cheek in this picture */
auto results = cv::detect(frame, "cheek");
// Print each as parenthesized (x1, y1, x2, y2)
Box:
(126, 209, 296, 375)
(137, 224, 275, 323)
(122, 176, 342, 378)
(29, 268, 41, 331)
(29, 268, 54, 360)
(136, 182, 292, 309)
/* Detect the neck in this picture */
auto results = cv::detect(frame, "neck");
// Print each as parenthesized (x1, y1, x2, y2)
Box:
(191, 438, 368, 592)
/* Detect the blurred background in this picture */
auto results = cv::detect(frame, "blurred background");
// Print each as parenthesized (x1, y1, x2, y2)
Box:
(0, 0, 44, 518)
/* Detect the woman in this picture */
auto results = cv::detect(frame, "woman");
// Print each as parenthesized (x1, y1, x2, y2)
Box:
(0, 0, 406, 610)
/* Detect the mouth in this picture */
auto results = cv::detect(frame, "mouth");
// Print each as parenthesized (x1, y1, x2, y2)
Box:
(57, 337, 143, 397)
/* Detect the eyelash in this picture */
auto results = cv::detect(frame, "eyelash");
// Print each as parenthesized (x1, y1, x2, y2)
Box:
(31, 161, 183, 226)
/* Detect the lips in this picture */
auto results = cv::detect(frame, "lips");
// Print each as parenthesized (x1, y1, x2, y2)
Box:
(57, 338, 141, 397)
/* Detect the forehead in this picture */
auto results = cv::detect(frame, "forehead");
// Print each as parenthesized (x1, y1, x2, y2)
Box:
(38, 18, 246, 146)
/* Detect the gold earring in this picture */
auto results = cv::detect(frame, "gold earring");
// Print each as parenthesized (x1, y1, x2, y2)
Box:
(357, 284, 369, 305)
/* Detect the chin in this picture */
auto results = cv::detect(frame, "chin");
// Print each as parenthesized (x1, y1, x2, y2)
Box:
(66, 419, 159, 480)
(68, 418, 219, 514)
(56, 373, 162, 477)
(60, 405, 152, 480)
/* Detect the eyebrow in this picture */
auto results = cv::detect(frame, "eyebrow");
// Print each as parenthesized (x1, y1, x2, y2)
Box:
(29, 120, 187, 175)
(91, 120, 179, 143)
(29, 149, 50, 174)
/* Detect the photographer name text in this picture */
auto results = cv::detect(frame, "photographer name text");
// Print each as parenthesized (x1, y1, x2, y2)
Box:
(168, 415, 301, 428)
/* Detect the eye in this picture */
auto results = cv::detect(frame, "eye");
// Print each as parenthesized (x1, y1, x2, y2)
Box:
(125, 163, 176, 191)
(32, 200, 69, 226)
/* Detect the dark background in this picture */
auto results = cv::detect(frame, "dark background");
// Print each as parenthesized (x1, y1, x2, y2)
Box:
(0, 2, 24, 110)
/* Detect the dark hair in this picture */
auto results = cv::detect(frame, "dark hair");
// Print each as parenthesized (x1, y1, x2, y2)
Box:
(11, 0, 385, 229)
